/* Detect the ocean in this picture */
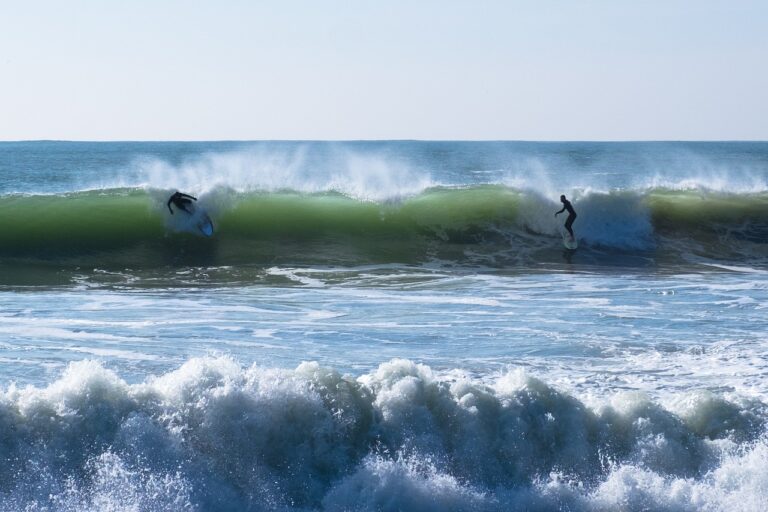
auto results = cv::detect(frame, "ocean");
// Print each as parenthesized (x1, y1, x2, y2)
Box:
(1, 141, 767, 511)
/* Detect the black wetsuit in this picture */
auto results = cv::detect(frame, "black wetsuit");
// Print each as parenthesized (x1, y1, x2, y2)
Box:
(167, 192, 197, 214)
(557, 199, 577, 237)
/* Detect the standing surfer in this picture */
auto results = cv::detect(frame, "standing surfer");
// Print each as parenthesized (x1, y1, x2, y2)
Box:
(167, 191, 197, 215)
(555, 194, 577, 239)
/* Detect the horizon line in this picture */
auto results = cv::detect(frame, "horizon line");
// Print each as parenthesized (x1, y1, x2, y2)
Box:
(2, 139, 767, 144)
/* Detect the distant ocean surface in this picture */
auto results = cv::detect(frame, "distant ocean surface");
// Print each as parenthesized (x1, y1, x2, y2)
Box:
(1, 141, 767, 511)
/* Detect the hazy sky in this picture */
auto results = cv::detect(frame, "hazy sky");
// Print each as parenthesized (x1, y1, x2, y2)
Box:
(1, 1, 766, 140)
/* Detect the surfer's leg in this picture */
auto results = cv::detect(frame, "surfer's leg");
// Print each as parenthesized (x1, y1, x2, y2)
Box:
(565, 215, 575, 237)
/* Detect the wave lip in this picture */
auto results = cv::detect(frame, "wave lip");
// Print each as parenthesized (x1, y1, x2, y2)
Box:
(0, 356, 766, 510)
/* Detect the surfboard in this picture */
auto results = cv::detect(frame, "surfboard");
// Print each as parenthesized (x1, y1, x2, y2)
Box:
(562, 231, 578, 250)
(197, 213, 214, 237)
(175, 201, 214, 237)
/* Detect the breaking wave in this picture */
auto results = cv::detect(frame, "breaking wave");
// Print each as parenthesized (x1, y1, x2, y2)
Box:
(0, 185, 766, 272)
(0, 357, 765, 511)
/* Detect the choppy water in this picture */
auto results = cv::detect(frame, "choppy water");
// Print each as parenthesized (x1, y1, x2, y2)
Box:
(1, 141, 767, 511)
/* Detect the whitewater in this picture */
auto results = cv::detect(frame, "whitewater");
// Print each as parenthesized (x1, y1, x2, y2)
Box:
(1, 141, 767, 511)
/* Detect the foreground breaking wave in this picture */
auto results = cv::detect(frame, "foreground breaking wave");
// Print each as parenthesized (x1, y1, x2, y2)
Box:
(1, 357, 766, 511)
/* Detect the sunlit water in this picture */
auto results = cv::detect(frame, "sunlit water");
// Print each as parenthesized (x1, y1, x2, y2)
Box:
(1, 141, 767, 511)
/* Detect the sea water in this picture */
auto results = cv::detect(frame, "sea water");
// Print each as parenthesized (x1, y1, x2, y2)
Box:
(0, 141, 767, 511)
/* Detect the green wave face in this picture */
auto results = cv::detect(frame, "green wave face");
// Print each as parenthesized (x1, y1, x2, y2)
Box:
(649, 189, 768, 228)
(0, 190, 163, 255)
(0, 187, 522, 266)
(0, 186, 767, 273)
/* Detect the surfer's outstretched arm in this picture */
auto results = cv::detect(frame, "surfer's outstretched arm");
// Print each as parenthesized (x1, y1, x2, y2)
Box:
(180, 193, 197, 201)
(167, 198, 174, 214)
(555, 206, 565, 216)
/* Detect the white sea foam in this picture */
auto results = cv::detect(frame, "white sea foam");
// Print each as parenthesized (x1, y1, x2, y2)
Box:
(63, 346, 160, 361)
(267, 266, 327, 287)
(0, 325, 139, 343)
(1, 356, 763, 511)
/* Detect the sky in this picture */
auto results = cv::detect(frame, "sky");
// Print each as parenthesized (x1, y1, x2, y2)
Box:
(0, 0, 766, 141)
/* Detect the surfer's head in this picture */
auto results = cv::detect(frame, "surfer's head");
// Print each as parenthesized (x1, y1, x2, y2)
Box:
(560, 195, 566, 202)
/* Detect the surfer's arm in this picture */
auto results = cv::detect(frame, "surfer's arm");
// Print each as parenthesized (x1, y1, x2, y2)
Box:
(555, 206, 565, 216)
(167, 198, 174, 214)
(180, 193, 197, 201)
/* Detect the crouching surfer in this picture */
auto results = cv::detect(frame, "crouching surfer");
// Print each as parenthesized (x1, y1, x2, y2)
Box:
(167, 191, 197, 215)
(167, 191, 214, 237)
(555, 194, 577, 239)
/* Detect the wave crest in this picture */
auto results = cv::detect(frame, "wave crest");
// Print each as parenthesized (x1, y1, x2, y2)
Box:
(1, 356, 766, 510)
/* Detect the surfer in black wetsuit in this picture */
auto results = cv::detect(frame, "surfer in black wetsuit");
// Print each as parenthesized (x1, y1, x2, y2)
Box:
(555, 194, 577, 239)
(167, 191, 197, 215)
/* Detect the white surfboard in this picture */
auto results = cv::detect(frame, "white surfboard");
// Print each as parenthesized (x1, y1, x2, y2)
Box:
(562, 231, 578, 250)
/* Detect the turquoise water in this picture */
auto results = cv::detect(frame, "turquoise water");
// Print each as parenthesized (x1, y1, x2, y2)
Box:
(1, 141, 768, 511)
